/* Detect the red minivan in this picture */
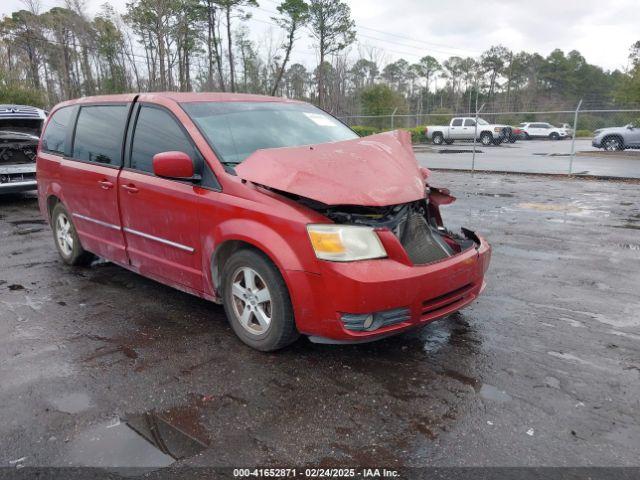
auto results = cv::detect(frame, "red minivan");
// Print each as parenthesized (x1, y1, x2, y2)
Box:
(37, 93, 491, 351)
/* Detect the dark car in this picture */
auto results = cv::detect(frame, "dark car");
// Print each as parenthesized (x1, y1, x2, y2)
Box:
(0, 104, 47, 194)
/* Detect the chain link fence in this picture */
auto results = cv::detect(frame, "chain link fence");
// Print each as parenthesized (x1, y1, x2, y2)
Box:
(338, 107, 640, 178)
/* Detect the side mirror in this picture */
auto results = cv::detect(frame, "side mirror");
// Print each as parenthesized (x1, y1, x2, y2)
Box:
(627, 124, 634, 130)
(152, 151, 198, 180)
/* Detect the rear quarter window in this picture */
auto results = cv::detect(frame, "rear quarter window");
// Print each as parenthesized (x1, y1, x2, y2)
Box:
(41, 106, 73, 155)
(72, 105, 128, 166)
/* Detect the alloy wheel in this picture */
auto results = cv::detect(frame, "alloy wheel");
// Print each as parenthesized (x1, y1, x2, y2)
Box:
(604, 138, 620, 151)
(56, 213, 74, 257)
(230, 266, 272, 335)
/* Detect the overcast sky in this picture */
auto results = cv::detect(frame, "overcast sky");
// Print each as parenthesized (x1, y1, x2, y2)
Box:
(2, 0, 638, 72)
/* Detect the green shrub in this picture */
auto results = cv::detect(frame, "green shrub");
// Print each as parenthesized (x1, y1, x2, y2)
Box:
(575, 129, 593, 137)
(351, 125, 381, 137)
(405, 126, 427, 144)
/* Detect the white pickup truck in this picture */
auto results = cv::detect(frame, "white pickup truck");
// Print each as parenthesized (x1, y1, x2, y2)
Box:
(425, 117, 512, 146)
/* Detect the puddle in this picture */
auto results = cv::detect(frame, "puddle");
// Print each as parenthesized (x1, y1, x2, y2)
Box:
(474, 192, 515, 198)
(614, 224, 640, 230)
(422, 325, 451, 353)
(438, 149, 483, 154)
(64, 399, 209, 471)
(479, 384, 512, 402)
(517, 202, 582, 213)
(50, 392, 92, 414)
(618, 243, 640, 250)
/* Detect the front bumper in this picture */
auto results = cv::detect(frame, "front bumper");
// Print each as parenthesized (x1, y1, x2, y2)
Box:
(0, 164, 36, 194)
(592, 139, 602, 148)
(287, 232, 491, 343)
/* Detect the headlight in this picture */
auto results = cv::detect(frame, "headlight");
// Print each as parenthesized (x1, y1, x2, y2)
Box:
(307, 224, 387, 262)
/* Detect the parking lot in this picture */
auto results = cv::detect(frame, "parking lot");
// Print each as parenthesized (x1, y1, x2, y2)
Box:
(1, 171, 639, 474)
(415, 139, 640, 178)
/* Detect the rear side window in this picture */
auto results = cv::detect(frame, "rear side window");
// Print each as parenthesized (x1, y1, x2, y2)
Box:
(73, 105, 128, 166)
(451, 118, 463, 126)
(130, 106, 197, 173)
(42, 106, 73, 155)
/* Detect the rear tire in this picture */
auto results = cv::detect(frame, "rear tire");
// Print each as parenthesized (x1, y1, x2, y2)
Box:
(221, 248, 299, 351)
(480, 132, 493, 146)
(549, 132, 560, 140)
(51, 203, 94, 266)
(432, 133, 444, 145)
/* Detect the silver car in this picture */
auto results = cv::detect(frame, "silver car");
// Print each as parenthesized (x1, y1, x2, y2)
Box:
(0, 104, 47, 194)
(592, 123, 640, 151)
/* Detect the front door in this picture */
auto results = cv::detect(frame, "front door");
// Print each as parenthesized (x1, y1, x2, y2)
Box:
(118, 104, 203, 291)
(59, 104, 130, 265)
(449, 118, 465, 139)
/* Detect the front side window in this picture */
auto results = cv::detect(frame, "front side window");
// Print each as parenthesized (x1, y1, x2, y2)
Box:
(181, 102, 358, 165)
(73, 105, 128, 166)
(464, 119, 476, 127)
(130, 106, 197, 173)
(42, 106, 73, 155)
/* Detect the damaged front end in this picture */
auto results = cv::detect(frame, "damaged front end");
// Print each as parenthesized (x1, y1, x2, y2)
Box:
(288, 186, 478, 266)
(0, 104, 45, 193)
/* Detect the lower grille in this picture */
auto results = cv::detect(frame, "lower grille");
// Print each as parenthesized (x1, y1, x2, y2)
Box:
(422, 283, 475, 317)
(399, 212, 454, 265)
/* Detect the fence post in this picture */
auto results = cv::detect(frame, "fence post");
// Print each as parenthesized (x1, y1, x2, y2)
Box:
(390, 107, 398, 130)
(569, 99, 582, 175)
(472, 102, 485, 174)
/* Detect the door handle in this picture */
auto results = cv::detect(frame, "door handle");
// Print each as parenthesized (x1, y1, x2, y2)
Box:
(98, 179, 114, 190)
(122, 184, 139, 194)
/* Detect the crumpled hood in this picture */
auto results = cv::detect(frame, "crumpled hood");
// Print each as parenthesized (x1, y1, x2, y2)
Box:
(235, 130, 425, 206)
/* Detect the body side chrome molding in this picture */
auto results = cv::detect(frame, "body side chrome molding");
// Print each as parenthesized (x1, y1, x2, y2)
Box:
(123, 227, 195, 253)
(72, 213, 121, 231)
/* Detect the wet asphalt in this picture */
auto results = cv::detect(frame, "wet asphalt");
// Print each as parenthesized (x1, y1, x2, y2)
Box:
(0, 171, 639, 473)
(415, 139, 640, 178)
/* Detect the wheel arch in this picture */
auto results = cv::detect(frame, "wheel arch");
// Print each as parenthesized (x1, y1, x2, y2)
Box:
(602, 134, 624, 147)
(205, 219, 311, 300)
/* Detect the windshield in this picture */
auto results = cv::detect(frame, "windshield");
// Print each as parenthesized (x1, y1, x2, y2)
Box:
(477, 118, 489, 125)
(181, 101, 358, 164)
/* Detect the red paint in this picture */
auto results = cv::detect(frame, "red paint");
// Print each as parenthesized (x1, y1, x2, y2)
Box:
(236, 130, 425, 206)
(153, 151, 195, 179)
(37, 92, 491, 344)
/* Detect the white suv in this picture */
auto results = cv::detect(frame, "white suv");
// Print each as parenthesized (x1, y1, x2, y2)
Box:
(520, 122, 570, 140)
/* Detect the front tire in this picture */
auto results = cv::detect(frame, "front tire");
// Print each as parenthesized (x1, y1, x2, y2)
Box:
(602, 136, 623, 151)
(51, 203, 93, 266)
(549, 132, 560, 140)
(222, 249, 299, 351)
